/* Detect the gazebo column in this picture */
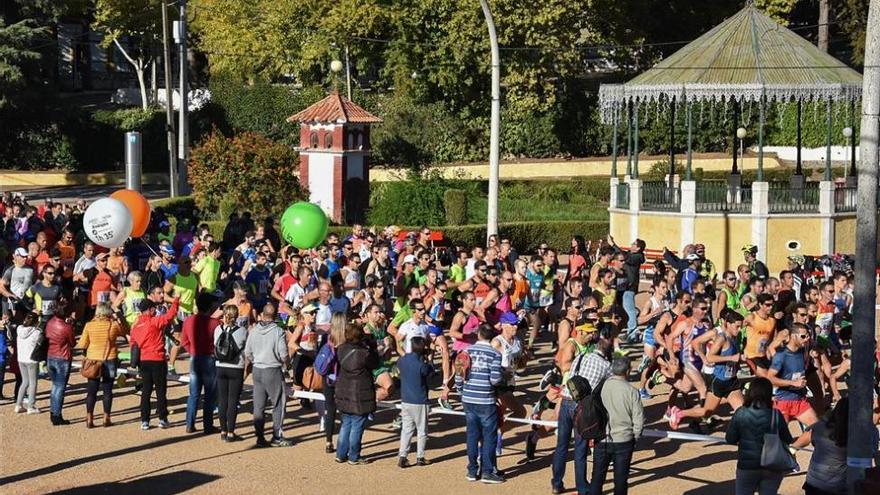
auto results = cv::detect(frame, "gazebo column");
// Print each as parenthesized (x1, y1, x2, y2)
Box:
(610, 103, 620, 208)
(625, 101, 633, 179)
(757, 95, 765, 181)
(628, 178, 641, 244)
(791, 101, 805, 197)
(819, 98, 836, 253)
(729, 100, 742, 200)
(845, 99, 857, 187)
(668, 97, 677, 188)
(824, 99, 833, 181)
(685, 102, 693, 180)
(633, 101, 640, 179)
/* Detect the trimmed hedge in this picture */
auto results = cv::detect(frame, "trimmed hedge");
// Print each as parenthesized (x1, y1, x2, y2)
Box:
(444, 189, 468, 226)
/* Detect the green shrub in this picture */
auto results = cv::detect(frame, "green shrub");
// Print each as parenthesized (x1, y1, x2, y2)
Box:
(368, 169, 479, 226)
(436, 221, 608, 253)
(444, 189, 468, 225)
(208, 76, 325, 146)
(188, 131, 305, 219)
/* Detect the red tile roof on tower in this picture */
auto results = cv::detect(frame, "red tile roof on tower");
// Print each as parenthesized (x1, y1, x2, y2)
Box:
(287, 91, 382, 124)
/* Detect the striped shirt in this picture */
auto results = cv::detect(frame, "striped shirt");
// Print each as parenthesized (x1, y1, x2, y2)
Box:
(456, 341, 503, 406)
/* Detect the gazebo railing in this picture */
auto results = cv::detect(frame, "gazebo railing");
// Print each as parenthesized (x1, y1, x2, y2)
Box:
(641, 181, 680, 211)
(768, 181, 820, 213)
(695, 180, 752, 213)
(616, 182, 630, 210)
(834, 185, 857, 213)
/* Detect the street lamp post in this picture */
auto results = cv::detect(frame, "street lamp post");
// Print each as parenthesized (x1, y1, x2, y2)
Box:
(736, 126, 747, 170)
(479, 0, 501, 242)
(843, 126, 856, 186)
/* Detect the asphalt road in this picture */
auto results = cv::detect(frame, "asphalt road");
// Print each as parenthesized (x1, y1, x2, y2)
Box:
(0, 184, 169, 203)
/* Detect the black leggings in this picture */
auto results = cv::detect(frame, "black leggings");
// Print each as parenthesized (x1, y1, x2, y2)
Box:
(323, 383, 337, 443)
(0, 360, 22, 398)
(217, 367, 244, 433)
(139, 360, 168, 422)
(86, 363, 114, 415)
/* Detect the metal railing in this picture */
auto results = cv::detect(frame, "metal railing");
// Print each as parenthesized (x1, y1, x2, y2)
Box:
(768, 181, 820, 213)
(694, 180, 752, 213)
(616, 182, 630, 209)
(641, 181, 680, 211)
(834, 186, 857, 213)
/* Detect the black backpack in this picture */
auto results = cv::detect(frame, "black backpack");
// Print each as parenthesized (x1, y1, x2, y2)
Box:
(574, 377, 608, 441)
(214, 325, 240, 363)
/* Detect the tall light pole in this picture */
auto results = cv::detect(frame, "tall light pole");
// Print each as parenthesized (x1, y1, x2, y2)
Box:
(479, 0, 500, 241)
(847, 0, 880, 492)
(175, 0, 190, 195)
(161, 0, 178, 197)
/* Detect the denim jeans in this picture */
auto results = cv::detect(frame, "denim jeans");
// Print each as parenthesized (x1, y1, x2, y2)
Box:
(47, 357, 71, 415)
(464, 402, 498, 478)
(552, 399, 590, 494)
(86, 360, 117, 414)
(186, 355, 217, 430)
(337, 413, 369, 462)
(622, 290, 639, 339)
(589, 440, 635, 495)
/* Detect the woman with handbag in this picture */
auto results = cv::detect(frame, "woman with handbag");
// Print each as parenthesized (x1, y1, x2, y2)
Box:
(77, 302, 127, 428)
(725, 377, 794, 495)
(14, 312, 42, 414)
(334, 323, 380, 465)
(214, 304, 248, 442)
(804, 398, 857, 495)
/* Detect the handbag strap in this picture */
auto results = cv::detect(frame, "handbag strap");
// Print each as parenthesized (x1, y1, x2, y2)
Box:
(769, 407, 778, 434)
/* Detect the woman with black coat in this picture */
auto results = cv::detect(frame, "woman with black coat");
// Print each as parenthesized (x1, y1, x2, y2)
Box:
(334, 323, 380, 465)
(725, 377, 794, 495)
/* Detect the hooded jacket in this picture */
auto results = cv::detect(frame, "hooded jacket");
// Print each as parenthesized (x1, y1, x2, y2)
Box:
(130, 299, 179, 362)
(244, 320, 287, 369)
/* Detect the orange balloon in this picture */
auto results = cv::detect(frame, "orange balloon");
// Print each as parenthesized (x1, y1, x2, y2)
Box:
(110, 189, 151, 237)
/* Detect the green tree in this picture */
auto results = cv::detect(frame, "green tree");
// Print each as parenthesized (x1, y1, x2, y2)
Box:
(94, 0, 162, 109)
(0, 17, 43, 109)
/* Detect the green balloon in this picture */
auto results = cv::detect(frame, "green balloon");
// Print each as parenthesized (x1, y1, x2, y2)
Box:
(280, 202, 329, 249)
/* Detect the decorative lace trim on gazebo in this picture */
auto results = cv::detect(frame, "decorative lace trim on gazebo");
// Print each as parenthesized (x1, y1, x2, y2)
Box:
(598, 83, 862, 123)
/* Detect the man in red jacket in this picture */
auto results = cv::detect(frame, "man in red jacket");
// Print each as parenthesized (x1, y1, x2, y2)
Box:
(131, 296, 179, 430)
(45, 303, 75, 426)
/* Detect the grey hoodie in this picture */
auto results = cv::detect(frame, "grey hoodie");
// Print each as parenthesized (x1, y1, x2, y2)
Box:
(244, 321, 287, 369)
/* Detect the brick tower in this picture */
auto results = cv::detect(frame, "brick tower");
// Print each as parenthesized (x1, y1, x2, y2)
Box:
(287, 91, 382, 224)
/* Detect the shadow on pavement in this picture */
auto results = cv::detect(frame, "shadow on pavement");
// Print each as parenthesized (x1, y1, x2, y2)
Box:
(44, 470, 220, 495)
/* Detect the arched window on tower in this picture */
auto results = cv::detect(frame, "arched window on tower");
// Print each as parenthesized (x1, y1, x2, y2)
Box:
(325, 132, 333, 149)
(309, 132, 319, 149)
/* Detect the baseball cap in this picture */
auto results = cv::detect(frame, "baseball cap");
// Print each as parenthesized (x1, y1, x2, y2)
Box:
(576, 322, 598, 334)
(694, 243, 706, 251)
(160, 245, 175, 256)
(13, 247, 27, 257)
(301, 303, 319, 314)
(741, 243, 758, 254)
(787, 254, 805, 265)
(96, 252, 110, 261)
(686, 253, 701, 261)
(403, 254, 417, 265)
(499, 311, 519, 325)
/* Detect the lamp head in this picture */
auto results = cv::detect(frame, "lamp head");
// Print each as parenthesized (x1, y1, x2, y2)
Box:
(736, 127, 747, 139)
(842, 127, 853, 138)
(330, 60, 344, 73)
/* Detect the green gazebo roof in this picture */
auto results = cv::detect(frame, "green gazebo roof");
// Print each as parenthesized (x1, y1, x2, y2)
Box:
(599, 4, 862, 119)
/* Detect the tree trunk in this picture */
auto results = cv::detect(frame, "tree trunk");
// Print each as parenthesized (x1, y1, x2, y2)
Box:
(818, 0, 830, 52)
(135, 61, 148, 110)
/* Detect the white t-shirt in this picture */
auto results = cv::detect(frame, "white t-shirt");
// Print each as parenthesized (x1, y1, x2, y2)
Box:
(284, 283, 307, 308)
(316, 302, 332, 327)
(397, 319, 429, 354)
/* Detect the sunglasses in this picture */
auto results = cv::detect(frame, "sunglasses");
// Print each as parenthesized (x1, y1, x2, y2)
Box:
(695, 306, 708, 311)
(795, 333, 809, 339)
(44, 271, 56, 276)
(413, 307, 426, 312)
(763, 302, 774, 307)
(726, 277, 737, 282)
(503, 277, 514, 282)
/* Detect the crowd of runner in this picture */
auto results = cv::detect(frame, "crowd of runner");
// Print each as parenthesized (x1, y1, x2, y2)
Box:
(1, 191, 879, 495)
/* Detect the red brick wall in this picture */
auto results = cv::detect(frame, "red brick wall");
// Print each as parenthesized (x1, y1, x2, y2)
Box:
(299, 124, 310, 149)
(333, 125, 344, 153)
(300, 154, 310, 194)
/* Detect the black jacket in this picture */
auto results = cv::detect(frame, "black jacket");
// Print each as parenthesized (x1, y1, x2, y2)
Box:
(726, 405, 793, 469)
(335, 341, 380, 415)
(620, 249, 645, 292)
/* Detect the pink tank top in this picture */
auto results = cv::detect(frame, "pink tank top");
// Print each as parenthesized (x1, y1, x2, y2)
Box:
(453, 312, 480, 352)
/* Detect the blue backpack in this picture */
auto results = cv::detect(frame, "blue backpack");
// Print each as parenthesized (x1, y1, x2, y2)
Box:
(314, 343, 337, 377)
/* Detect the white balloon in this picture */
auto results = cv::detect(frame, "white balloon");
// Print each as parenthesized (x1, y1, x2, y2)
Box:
(83, 198, 133, 248)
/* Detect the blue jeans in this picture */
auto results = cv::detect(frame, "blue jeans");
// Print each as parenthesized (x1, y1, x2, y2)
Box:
(552, 399, 590, 494)
(186, 355, 217, 430)
(464, 402, 498, 478)
(47, 357, 71, 415)
(337, 413, 368, 461)
(589, 440, 635, 495)
(622, 290, 639, 339)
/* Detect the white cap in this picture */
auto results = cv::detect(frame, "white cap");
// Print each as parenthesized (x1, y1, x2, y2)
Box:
(403, 254, 417, 264)
(14, 247, 28, 257)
